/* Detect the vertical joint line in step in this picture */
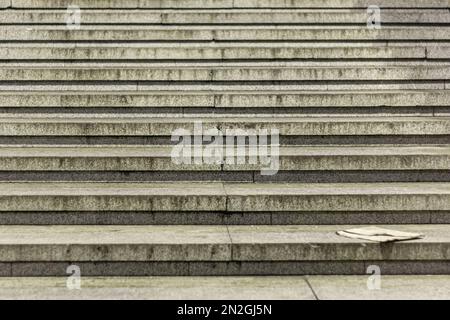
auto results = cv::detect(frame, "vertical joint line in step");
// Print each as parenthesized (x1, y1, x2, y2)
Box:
(225, 225, 233, 264)
(304, 276, 320, 301)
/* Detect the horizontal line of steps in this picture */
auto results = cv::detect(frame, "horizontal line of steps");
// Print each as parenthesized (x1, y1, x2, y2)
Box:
(2, 84, 447, 92)
(3, 0, 449, 9)
(2, 62, 449, 81)
(0, 182, 449, 211)
(2, 26, 450, 41)
(0, 224, 448, 275)
(0, 145, 448, 185)
(0, 116, 447, 135)
(0, 145, 449, 171)
(1, 43, 446, 60)
(0, 276, 448, 300)
(1, 91, 449, 108)
(2, 9, 450, 24)
(0, 276, 317, 300)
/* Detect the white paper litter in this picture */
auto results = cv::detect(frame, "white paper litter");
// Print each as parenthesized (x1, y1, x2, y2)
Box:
(337, 226, 425, 243)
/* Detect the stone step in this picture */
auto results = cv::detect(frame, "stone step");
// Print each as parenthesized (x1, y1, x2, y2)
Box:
(0, 182, 449, 212)
(1, 9, 449, 24)
(0, 116, 448, 136)
(6, 0, 450, 9)
(0, 224, 448, 275)
(0, 25, 450, 42)
(0, 145, 449, 171)
(0, 91, 449, 108)
(0, 43, 436, 60)
(0, 276, 448, 300)
(2, 62, 450, 81)
(1, 84, 447, 92)
(0, 276, 316, 300)
(2, 26, 450, 41)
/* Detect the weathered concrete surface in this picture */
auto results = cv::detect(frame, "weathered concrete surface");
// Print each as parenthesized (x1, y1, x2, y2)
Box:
(224, 183, 450, 211)
(8, 84, 446, 92)
(1, 146, 449, 171)
(1, 9, 449, 24)
(9, 0, 450, 8)
(0, 225, 231, 261)
(0, 43, 427, 60)
(228, 224, 450, 261)
(428, 47, 450, 59)
(1, 26, 449, 41)
(0, 276, 448, 300)
(1, 91, 448, 108)
(0, 182, 227, 212)
(308, 276, 450, 300)
(2, 62, 449, 81)
(0, 225, 448, 262)
(0, 277, 315, 300)
(0, 116, 448, 136)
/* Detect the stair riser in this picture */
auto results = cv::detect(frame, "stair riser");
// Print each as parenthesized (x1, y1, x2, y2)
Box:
(0, 261, 449, 276)
(6, 0, 450, 9)
(1, 171, 449, 183)
(2, 92, 449, 107)
(2, 28, 450, 41)
(0, 155, 449, 171)
(0, 136, 448, 145)
(1, 10, 449, 24)
(0, 46, 432, 60)
(0, 211, 447, 225)
(0, 243, 448, 261)
(2, 66, 450, 81)
(0, 194, 449, 211)
(1, 123, 448, 135)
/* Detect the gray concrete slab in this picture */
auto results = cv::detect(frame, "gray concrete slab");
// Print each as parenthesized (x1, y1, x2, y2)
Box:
(0, 116, 448, 136)
(1, 26, 449, 42)
(1, 9, 449, 24)
(2, 61, 450, 81)
(0, 225, 231, 261)
(0, 43, 427, 60)
(308, 275, 450, 300)
(1, 91, 448, 108)
(9, 0, 449, 9)
(0, 276, 315, 300)
(227, 224, 450, 261)
(224, 183, 450, 212)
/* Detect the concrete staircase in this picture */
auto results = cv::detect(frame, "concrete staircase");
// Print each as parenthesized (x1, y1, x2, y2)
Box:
(0, 0, 449, 277)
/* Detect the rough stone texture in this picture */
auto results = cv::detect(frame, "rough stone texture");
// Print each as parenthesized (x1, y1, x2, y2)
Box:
(0, 0, 449, 283)
(1, 27, 449, 42)
(0, 116, 449, 136)
(224, 183, 450, 212)
(0, 225, 448, 263)
(0, 276, 315, 300)
(1, 91, 448, 108)
(9, 0, 450, 8)
(0, 276, 449, 300)
(0, 9, 449, 24)
(308, 276, 450, 300)
(2, 62, 450, 81)
(0, 44, 427, 60)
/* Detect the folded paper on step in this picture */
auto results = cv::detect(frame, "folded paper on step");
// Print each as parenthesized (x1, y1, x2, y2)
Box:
(337, 227, 424, 243)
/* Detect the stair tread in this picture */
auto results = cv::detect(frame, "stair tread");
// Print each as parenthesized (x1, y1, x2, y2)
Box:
(1, 145, 449, 157)
(0, 276, 447, 300)
(0, 115, 447, 122)
(0, 224, 446, 244)
(0, 224, 448, 262)
(7, 0, 449, 9)
(0, 182, 448, 195)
